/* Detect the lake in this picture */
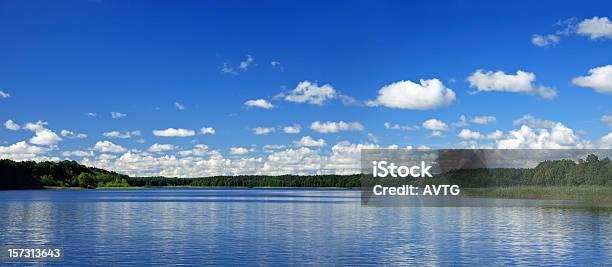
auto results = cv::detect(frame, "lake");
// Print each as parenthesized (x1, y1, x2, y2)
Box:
(0, 188, 610, 266)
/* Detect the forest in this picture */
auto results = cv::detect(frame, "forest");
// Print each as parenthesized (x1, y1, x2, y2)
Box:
(0, 159, 129, 189)
(412, 154, 611, 187)
(0, 154, 610, 189)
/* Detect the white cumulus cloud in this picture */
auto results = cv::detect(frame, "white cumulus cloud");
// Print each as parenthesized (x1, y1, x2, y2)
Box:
(177, 144, 209, 157)
(98, 154, 117, 160)
(283, 124, 301, 134)
(24, 120, 47, 132)
(471, 116, 497, 125)
(457, 129, 482, 140)
(62, 150, 93, 158)
(253, 127, 275, 135)
(284, 80, 337, 105)
(153, 128, 196, 137)
(310, 121, 364, 134)
(383, 122, 419, 131)
(262, 144, 286, 153)
(0, 141, 53, 161)
(148, 143, 175, 152)
(244, 99, 274, 109)
(22, 121, 62, 146)
(571, 65, 612, 94)
(576, 16, 612, 40)
(4, 120, 20, 130)
(0, 90, 9, 99)
(230, 147, 250, 155)
(200, 127, 216, 135)
(82, 150, 231, 177)
(486, 130, 504, 140)
(297, 136, 327, 147)
(61, 129, 87, 139)
(467, 70, 557, 99)
(531, 34, 560, 47)
(367, 79, 455, 110)
(422, 119, 449, 131)
(103, 130, 140, 139)
(93, 141, 127, 153)
(496, 123, 583, 149)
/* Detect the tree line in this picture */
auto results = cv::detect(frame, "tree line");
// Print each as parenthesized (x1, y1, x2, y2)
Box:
(406, 154, 611, 187)
(0, 159, 129, 189)
(0, 154, 610, 189)
(128, 174, 362, 188)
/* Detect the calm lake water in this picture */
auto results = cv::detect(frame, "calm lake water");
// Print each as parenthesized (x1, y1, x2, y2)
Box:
(0, 188, 610, 266)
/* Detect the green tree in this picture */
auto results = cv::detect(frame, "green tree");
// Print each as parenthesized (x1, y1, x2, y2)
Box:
(77, 173, 97, 188)
(39, 174, 56, 186)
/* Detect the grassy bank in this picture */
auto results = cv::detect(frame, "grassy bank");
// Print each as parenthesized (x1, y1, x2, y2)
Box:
(463, 186, 612, 204)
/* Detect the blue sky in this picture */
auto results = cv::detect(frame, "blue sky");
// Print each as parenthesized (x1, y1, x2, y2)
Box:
(0, 1, 611, 176)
